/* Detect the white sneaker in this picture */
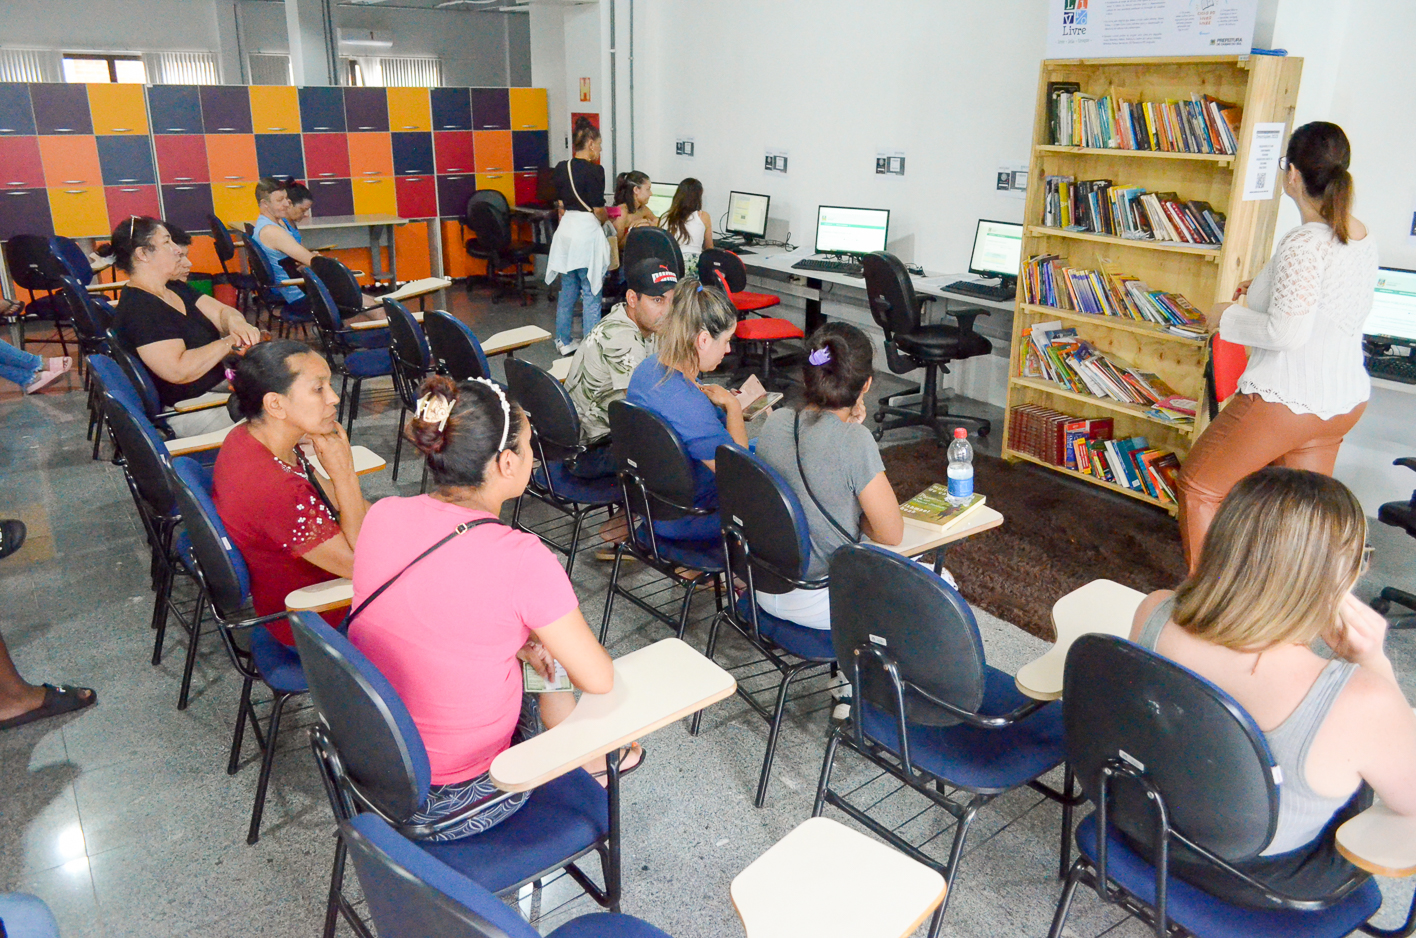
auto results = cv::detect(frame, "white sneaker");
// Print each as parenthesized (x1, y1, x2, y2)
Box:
(555, 339, 580, 356)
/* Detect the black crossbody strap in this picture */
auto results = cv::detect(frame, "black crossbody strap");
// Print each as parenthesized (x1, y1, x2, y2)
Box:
(341, 517, 501, 629)
(793, 411, 858, 544)
(298, 451, 341, 524)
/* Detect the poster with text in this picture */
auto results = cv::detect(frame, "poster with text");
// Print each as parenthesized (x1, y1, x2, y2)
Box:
(1046, 0, 1257, 58)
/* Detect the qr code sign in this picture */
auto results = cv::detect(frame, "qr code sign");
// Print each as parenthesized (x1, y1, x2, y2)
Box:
(1254, 173, 1266, 189)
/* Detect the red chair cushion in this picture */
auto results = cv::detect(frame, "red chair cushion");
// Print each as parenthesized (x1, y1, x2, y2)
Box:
(732, 292, 781, 313)
(736, 317, 803, 342)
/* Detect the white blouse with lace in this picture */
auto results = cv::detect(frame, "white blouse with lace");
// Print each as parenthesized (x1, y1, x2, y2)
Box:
(1219, 221, 1379, 419)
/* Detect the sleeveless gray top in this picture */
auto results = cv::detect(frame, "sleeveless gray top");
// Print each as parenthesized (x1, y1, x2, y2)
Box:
(1140, 597, 1358, 855)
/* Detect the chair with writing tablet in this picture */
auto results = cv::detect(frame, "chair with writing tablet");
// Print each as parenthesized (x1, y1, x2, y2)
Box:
(1048, 633, 1400, 938)
(813, 543, 1076, 938)
(303, 265, 392, 436)
(385, 298, 435, 483)
(424, 309, 492, 382)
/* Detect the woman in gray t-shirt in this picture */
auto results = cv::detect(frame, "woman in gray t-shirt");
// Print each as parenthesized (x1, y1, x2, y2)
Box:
(753, 324, 905, 629)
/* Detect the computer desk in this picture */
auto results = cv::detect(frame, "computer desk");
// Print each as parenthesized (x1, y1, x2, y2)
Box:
(734, 245, 1015, 333)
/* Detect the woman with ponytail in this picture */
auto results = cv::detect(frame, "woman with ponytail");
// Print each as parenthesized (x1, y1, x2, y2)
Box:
(611, 170, 656, 248)
(1178, 121, 1378, 568)
(348, 376, 635, 833)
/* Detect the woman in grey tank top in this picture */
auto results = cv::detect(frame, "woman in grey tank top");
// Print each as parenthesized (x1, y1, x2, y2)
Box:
(1128, 467, 1416, 906)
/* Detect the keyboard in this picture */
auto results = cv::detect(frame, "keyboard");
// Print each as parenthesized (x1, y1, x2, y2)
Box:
(792, 258, 863, 277)
(1367, 354, 1416, 384)
(945, 279, 1016, 301)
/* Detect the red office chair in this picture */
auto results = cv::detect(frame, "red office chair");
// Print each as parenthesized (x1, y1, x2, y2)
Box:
(699, 248, 802, 387)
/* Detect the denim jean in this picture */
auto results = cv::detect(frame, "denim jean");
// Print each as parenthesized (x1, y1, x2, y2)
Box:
(0, 339, 41, 389)
(555, 268, 602, 346)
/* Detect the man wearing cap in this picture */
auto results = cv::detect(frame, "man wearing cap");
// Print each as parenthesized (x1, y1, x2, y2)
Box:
(564, 258, 679, 480)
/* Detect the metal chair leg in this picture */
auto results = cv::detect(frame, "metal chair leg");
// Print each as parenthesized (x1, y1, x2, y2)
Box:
(392, 407, 407, 481)
(176, 591, 206, 710)
(228, 674, 256, 775)
(754, 664, 809, 808)
(599, 542, 627, 645)
(247, 691, 292, 845)
(690, 613, 727, 737)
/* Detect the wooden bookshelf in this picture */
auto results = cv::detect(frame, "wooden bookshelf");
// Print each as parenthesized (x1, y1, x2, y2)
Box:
(1004, 54, 1303, 515)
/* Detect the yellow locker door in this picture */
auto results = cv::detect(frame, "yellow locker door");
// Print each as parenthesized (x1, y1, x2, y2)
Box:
(211, 181, 258, 227)
(48, 187, 109, 237)
(387, 88, 431, 133)
(352, 177, 397, 216)
(475, 172, 516, 205)
(508, 89, 548, 131)
(249, 86, 300, 134)
(87, 84, 149, 135)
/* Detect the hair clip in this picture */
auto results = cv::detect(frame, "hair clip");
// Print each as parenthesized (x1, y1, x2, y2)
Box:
(469, 377, 512, 452)
(415, 393, 455, 432)
(808, 347, 832, 366)
(224, 367, 237, 382)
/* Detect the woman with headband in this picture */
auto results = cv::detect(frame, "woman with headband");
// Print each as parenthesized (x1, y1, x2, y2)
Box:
(348, 375, 637, 838)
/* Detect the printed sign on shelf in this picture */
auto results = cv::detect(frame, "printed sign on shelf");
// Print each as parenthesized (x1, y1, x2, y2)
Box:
(1241, 122, 1286, 201)
(1046, 0, 1257, 59)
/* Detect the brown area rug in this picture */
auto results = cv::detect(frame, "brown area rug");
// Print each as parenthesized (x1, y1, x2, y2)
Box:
(881, 441, 1187, 641)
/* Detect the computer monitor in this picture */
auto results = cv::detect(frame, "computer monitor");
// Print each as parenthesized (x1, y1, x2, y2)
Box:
(646, 181, 678, 218)
(967, 219, 1024, 289)
(814, 205, 890, 256)
(725, 190, 770, 241)
(1366, 267, 1416, 345)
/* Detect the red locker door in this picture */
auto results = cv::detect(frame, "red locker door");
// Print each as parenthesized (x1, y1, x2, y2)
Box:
(304, 134, 351, 181)
(154, 135, 210, 184)
(105, 184, 161, 223)
(0, 136, 44, 189)
(395, 175, 437, 219)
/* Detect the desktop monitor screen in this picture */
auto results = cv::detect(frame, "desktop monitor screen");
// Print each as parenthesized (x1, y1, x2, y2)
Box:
(1366, 267, 1416, 343)
(814, 205, 890, 256)
(967, 219, 1024, 280)
(646, 181, 678, 218)
(725, 191, 770, 240)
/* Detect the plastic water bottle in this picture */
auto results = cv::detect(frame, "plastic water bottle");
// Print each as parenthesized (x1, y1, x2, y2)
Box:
(946, 427, 974, 505)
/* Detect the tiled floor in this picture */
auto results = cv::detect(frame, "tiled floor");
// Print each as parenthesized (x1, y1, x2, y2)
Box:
(1, 284, 1413, 937)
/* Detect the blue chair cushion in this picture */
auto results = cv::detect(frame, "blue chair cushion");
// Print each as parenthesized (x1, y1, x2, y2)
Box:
(733, 594, 834, 660)
(534, 461, 621, 506)
(345, 348, 393, 378)
(857, 665, 1063, 794)
(250, 624, 308, 694)
(0, 893, 60, 938)
(347, 329, 392, 351)
(1073, 814, 1382, 938)
(423, 767, 609, 895)
(548, 914, 675, 938)
(630, 524, 725, 572)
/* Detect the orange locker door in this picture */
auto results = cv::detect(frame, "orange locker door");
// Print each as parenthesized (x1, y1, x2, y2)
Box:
(472, 131, 513, 174)
(207, 134, 258, 184)
(349, 133, 394, 179)
(49, 186, 108, 237)
(87, 84, 149, 135)
(39, 136, 102, 188)
(249, 86, 300, 134)
(352, 177, 397, 216)
(211, 181, 258, 228)
(508, 88, 548, 131)
(387, 87, 431, 133)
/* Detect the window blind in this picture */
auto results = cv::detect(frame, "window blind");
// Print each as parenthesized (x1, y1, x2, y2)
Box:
(359, 56, 442, 88)
(248, 53, 292, 86)
(143, 51, 219, 85)
(0, 49, 61, 83)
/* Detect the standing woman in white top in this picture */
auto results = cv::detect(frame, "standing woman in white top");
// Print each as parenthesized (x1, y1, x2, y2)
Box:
(660, 178, 712, 278)
(1178, 122, 1377, 569)
(546, 119, 610, 356)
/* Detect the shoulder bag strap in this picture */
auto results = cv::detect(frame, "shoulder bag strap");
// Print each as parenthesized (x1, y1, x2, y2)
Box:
(341, 517, 501, 629)
(565, 159, 594, 214)
(793, 411, 858, 544)
(297, 450, 341, 524)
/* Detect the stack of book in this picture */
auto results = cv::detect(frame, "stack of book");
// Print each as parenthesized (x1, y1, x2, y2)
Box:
(1009, 405, 1180, 503)
(1022, 255, 1206, 328)
(1048, 86, 1241, 155)
(1042, 176, 1225, 246)
(898, 488, 987, 534)
(1022, 321, 1193, 419)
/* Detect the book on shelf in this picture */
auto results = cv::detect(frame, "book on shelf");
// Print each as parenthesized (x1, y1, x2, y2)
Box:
(1008, 405, 1178, 504)
(898, 487, 987, 533)
(1022, 254, 1206, 328)
(1041, 175, 1224, 246)
(1022, 320, 1192, 416)
(1049, 89, 1240, 156)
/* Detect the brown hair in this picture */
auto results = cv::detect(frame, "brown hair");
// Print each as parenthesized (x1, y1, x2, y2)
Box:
(655, 278, 738, 377)
(1286, 122, 1354, 244)
(572, 117, 600, 153)
(255, 177, 286, 204)
(662, 178, 704, 245)
(406, 375, 526, 489)
(1173, 467, 1366, 651)
(97, 216, 166, 273)
(802, 322, 874, 410)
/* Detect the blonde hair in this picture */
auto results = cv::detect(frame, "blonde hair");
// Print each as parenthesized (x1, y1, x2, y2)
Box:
(1174, 467, 1366, 651)
(655, 278, 738, 376)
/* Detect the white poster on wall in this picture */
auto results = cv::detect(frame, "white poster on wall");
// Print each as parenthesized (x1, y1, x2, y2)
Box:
(1046, 0, 1257, 59)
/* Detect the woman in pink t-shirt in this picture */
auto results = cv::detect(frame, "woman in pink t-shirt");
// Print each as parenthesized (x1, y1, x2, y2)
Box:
(349, 374, 632, 839)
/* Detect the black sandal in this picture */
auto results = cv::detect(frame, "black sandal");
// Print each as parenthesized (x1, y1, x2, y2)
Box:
(590, 742, 645, 782)
(0, 684, 97, 731)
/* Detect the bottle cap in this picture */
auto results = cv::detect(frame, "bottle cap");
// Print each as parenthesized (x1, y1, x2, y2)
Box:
(953, 427, 967, 438)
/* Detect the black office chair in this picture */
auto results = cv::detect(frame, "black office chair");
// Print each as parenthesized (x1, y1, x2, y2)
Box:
(462, 193, 536, 305)
(601, 400, 725, 644)
(385, 298, 433, 483)
(1049, 633, 1394, 938)
(5, 234, 71, 356)
(242, 228, 311, 338)
(303, 265, 393, 435)
(691, 443, 835, 807)
(504, 357, 620, 576)
(863, 251, 992, 442)
(423, 310, 491, 381)
(1372, 457, 1416, 629)
(813, 543, 1076, 937)
(308, 255, 377, 326)
(622, 226, 684, 279)
(207, 214, 258, 314)
(55, 277, 110, 441)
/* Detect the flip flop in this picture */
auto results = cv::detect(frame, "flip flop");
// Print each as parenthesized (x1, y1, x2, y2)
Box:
(0, 684, 97, 731)
(590, 742, 645, 784)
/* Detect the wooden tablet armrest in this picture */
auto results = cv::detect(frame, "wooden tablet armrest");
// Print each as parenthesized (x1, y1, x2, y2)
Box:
(171, 391, 231, 413)
(1336, 801, 1416, 877)
(349, 311, 424, 331)
(86, 280, 127, 293)
(164, 423, 236, 456)
(285, 579, 354, 614)
(279, 278, 303, 288)
(298, 443, 387, 477)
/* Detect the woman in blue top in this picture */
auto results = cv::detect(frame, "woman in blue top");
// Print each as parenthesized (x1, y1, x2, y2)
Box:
(625, 280, 744, 540)
(252, 177, 317, 314)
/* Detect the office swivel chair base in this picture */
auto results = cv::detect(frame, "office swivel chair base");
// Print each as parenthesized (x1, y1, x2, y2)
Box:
(1372, 587, 1416, 629)
(873, 367, 991, 443)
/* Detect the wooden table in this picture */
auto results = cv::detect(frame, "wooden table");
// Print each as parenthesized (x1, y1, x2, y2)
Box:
(865, 505, 1003, 574)
(731, 816, 947, 938)
(1015, 578, 1146, 701)
(489, 637, 736, 793)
